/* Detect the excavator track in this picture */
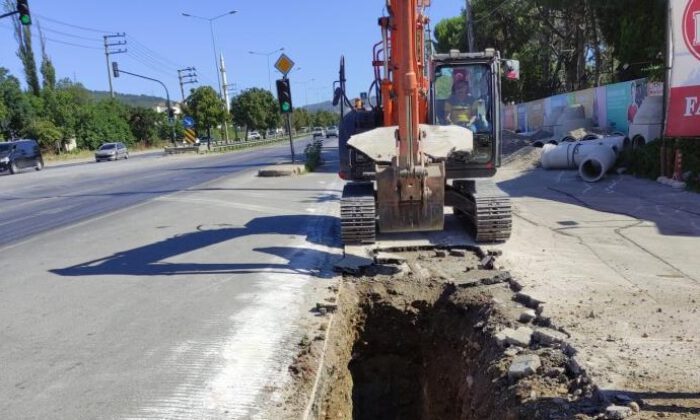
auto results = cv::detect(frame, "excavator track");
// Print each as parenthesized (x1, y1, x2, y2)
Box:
(340, 182, 376, 244)
(449, 179, 512, 243)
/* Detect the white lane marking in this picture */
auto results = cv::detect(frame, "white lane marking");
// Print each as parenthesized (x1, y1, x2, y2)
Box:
(556, 171, 564, 183)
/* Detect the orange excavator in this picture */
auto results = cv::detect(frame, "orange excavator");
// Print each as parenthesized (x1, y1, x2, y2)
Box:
(336, 0, 519, 244)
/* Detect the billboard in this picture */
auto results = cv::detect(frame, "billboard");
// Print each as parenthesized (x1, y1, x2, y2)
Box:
(666, 0, 700, 137)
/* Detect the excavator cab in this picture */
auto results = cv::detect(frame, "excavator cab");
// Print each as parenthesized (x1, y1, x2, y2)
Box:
(430, 50, 505, 179)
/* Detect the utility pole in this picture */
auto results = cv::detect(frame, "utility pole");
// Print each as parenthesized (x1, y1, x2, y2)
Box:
(104, 33, 126, 98)
(465, 0, 475, 52)
(177, 67, 197, 101)
(104, 34, 126, 98)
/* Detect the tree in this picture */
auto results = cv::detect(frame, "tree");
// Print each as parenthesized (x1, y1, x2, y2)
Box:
(432, 0, 665, 103)
(4, 0, 40, 95)
(0, 67, 33, 139)
(292, 108, 311, 132)
(23, 118, 61, 149)
(230, 88, 279, 136)
(75, 99, 133, 150)
(434, 16, 466, 53)
(38, 23, 56, 91)
(129, 107, 162, 145)
(186, 86, 226, 138)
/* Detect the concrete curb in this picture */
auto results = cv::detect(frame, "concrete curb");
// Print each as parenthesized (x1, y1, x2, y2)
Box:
(258, 164, 306, 177)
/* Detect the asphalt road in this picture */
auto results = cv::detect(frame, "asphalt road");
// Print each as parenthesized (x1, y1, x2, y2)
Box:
(0, 138, 313, 248)
(0, 137, 342, 419)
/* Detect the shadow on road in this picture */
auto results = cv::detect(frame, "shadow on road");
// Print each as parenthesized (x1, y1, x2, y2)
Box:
(498, 166, 700, 238)
(50, 214, 340, 278)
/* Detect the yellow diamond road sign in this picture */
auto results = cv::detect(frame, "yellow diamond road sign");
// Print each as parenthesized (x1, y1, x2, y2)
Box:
(274, 53, 295, 76)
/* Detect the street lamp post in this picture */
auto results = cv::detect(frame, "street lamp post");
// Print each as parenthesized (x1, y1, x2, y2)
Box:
(182, 10, 236, 140)
(248, 48, 284, 91)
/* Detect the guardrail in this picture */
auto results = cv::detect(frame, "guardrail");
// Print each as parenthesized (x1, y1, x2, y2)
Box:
(164, 133, 308, 155)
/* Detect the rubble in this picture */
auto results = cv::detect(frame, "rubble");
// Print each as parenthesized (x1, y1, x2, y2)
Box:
(508, 354, 542, 380)
(533, 327, 569, 346)
(604, 405, 632, 419)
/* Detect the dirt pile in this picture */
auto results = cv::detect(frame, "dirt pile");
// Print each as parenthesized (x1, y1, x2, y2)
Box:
(308, 249, 605, 419)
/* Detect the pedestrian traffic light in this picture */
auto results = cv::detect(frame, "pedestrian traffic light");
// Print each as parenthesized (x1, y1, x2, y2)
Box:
(16, 0, 30, 25)
(112, 62, 119, 78)
(276, 78, 292, 114)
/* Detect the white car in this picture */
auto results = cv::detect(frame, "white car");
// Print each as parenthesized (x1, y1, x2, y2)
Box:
(312, 127, 325, 138)
(326, 126, 339, 138)
(248, 130, 261, 140)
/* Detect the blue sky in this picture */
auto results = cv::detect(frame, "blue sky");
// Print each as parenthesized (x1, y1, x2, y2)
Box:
(0, 0, 465, 106)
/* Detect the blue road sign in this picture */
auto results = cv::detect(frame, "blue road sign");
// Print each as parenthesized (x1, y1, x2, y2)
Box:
(183, 116, 195, 128)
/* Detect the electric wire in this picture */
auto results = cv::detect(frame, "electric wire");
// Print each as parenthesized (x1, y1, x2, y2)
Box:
(34, 13, 116, 34)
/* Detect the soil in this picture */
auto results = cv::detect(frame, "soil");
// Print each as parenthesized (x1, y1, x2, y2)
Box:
(302, 249, 604, 420)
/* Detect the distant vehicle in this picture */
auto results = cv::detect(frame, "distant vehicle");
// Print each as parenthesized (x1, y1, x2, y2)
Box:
(326, 126, 339, 138)
(196, 136, 212, 144)
(312, 127, 325, 138)
(248, 130, 262, 140)
(0, 139, 44, 174)
(95, 142, 128, 162)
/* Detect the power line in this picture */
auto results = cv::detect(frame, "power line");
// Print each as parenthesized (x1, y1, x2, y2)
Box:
(126, 35, 184, 69)
(35, 24, 102, 42)
(43, 37, 103, 50)
(34, 13, 116, 34)
(474, 0, 514, 23)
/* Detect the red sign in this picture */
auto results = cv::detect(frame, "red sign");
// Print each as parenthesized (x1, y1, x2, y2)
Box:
(665, 85, 700, 136)
(683, 0, 700, 61)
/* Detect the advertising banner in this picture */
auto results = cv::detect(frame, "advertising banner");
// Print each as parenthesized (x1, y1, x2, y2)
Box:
(666, 0, 700, 137)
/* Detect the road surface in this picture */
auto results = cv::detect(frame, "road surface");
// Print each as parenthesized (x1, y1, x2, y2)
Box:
(0, 138, 343, 419)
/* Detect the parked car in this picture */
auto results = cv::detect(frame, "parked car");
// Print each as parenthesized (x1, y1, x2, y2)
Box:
(326, 126, 339, 138)
(312, 127, 325, 138)
(248, 130, 262, 140)
(0, 139, 44, 174)
(95, 142, 128, 162)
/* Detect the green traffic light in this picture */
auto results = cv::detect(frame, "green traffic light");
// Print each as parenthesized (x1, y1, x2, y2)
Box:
(19, 14, 30, 25)
(282, 102, 290, 112)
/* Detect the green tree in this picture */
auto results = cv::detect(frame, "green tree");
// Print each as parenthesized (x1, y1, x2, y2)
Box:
(23, 118, 61, 149)
(43, 78, 91, 146)
(129, 106, 162, 145)
(434, 16, 466, 53)
(4, 0, 40, 96)
(75, 99, 133, 150)
(0, 67, 33, 139)
(292, 108, 311, 132)
(186, 86, 226, 138)
(38, 24, 57, 91)
(230, 88, 279, 136)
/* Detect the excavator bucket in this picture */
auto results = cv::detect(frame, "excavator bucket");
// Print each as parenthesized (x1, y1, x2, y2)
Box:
(375, 162, 445, 233)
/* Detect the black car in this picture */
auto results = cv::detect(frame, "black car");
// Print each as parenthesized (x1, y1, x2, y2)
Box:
(0, 139, 44, 174)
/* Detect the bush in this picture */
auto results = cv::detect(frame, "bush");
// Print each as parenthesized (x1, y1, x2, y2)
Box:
(622, 138, 700, 191)
(304, 141, 322, 172)
(621, 139, 661, 180)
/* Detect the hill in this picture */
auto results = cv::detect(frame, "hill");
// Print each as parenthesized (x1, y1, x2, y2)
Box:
(89, 90, 169, 108)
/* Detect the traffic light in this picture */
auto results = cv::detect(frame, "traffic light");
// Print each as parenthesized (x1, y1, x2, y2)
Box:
(112, 62, 119, 78)
(16, 0, 30, 26)
(276, 78, 292, 114)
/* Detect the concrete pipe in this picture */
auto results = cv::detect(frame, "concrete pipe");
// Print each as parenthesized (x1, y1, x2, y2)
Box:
(578, 146, 617, 182)
(541, 143, 588, 169)
(590, 136, 629, 153)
